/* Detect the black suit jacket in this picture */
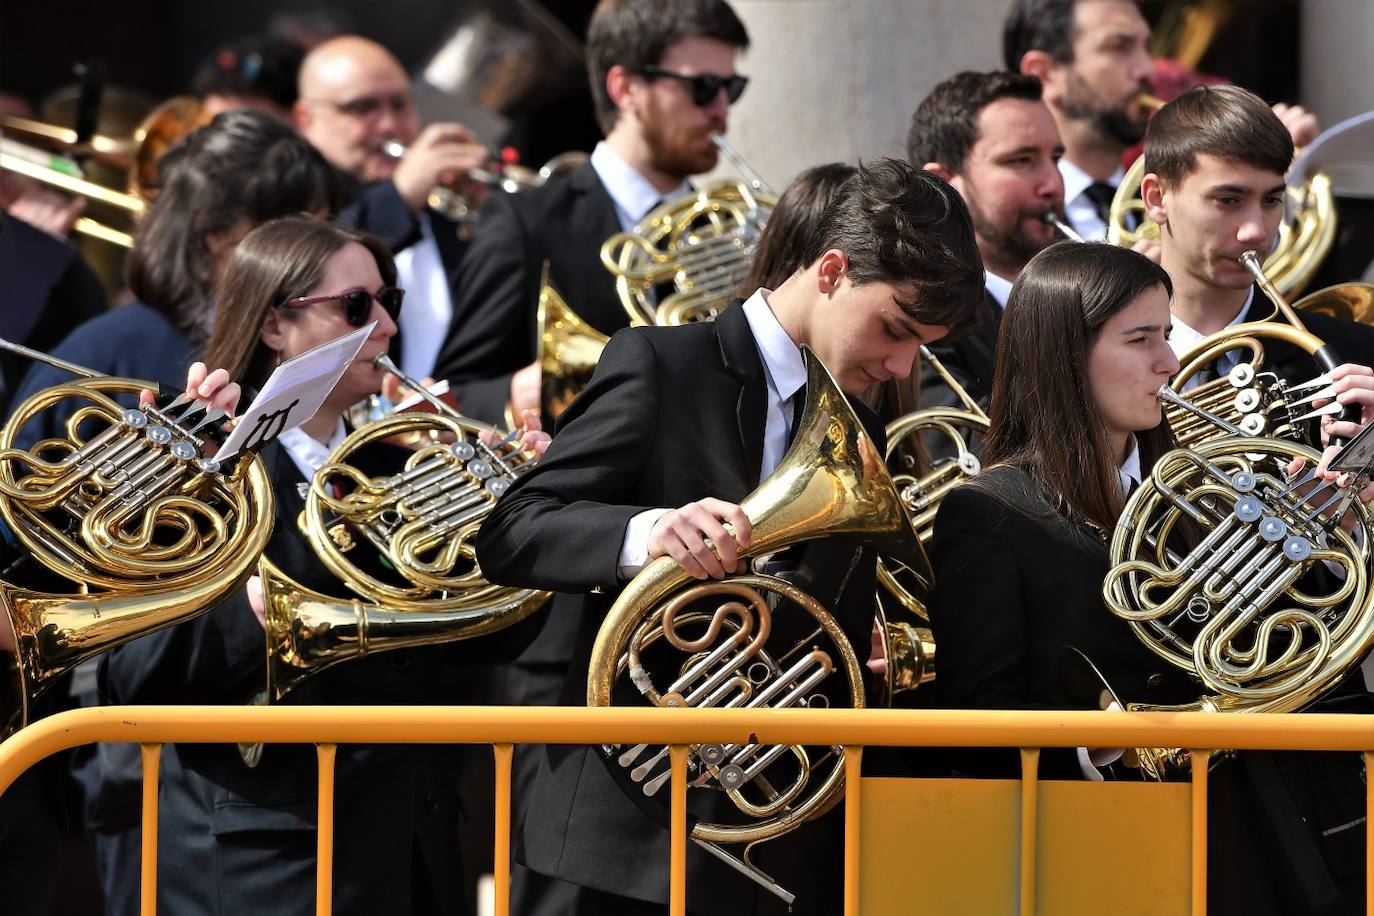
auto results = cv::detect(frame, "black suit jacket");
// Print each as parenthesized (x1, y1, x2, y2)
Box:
(920, 287, 1001, 414)
(99, 438, 521, 916)
(475, 304, 884, 915)
(432, 161, 624, 428)
(929, 465, 1368, 914)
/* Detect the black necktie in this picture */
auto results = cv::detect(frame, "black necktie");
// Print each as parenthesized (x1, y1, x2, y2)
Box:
(1083, 181, 1118, 227)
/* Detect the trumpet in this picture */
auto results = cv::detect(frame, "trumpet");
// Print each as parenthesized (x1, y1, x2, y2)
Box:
(0, 337, 273, 737)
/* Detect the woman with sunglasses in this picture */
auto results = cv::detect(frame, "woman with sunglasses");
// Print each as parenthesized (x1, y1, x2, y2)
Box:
(99, 215, 546, 916)
(927, 240, 1371, 915)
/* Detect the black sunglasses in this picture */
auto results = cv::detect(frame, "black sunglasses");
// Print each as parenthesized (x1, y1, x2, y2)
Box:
(641, 66, 748, 107)
(279, 286, 405, 327)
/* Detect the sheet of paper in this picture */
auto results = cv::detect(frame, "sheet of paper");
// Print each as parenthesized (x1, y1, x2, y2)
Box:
(213, 322, 375, 462)
(1326, 418, 1374, 475)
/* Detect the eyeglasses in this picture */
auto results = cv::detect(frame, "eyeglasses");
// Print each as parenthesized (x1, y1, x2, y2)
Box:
(279, 287, 405, 327)
(308, 92, 413, 120)
(640, 66, 748, 107)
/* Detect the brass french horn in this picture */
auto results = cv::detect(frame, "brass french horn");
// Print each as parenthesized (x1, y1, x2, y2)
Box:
(586, 348, 929, 901)
(0, 338, 273, 737)
(1107, 93, 1336, 297)
(536, 279, 614, 422)
(1101, 385, 1374, 779)
(600, 133, 776, 327)
(256, 354, 551, 708)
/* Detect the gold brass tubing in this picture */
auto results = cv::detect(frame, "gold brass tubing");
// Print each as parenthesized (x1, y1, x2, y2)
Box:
(1241, 250, 1310, 333)
(920, 345, 989, 420)
(72, 216, 134, 249)
(0, 151, 145, 213)
(1043, 211, 1086, 243)
(0, 336, 101, 379)
(1139, 92, 1166, 111)
(0, 114, 131, 160)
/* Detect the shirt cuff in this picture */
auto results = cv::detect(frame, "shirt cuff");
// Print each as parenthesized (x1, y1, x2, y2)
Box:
(618, 508, 671, 580)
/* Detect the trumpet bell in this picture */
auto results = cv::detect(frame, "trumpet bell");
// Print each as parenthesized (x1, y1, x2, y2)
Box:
(536, 281, 610, 421)
(1294, 282, 1374, 325)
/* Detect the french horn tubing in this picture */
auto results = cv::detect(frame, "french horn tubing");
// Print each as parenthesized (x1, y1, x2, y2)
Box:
(586, 348, 929, 901)
(600, 133, 776, 328)
(1099, 384, 1374, 779)
(0, 337, 273, 737)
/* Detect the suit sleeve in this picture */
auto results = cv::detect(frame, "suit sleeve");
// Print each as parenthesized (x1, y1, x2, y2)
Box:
(432, 190, 541, 425)
(927, 483, 1079, 777)
(475, 329, 661, 594)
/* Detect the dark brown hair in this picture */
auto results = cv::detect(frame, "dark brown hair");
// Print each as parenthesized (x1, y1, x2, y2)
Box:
(799, 158, 985, 330)
(586, 0, 750, 135)
(982, 241, 1174, 531)
(203, 215, 394, 390)
(125, 108, 339, 349)
(1002, 0, 1143, 72)
(906, 71, 1044, 173)
(742, 162, 855, 295)
(1144, 84, 1293, 186)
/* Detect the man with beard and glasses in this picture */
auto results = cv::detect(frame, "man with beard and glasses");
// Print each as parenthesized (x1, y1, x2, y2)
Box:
(906, 71, 1065, 411)
(430, 2, 750, 913)
(1003, 0, 1319, 242)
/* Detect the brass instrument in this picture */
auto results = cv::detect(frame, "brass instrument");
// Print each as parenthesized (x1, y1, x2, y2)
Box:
(255, 353, 551, 708)
(0, 96, 206, 249)
(1107, 92, 1336, 296)
(1042, 210, 1086, 243)
(535, 278, 613, 422)
(379, 139, 586, 226)
(1100, 384, 1374, 779)
(586, 348, 930, 901)
(0, 337, 273, 737)
(600, 133, 777, 327)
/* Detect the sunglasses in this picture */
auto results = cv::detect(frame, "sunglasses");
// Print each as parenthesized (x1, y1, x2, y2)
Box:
(279, 287, 405, 327)
(311, 92, 413, 120)
(640, 66, 748, 107)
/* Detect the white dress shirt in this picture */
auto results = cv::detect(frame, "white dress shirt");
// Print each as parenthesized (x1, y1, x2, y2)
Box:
(1169, 289, 1256, 390)
(590, 141, 691, 233)
(277, 418, 348, 484)
(393, 211, 455, 379)
(616, 288, 804, 578)
(1060, 158, 1126, 242)
(985, 271, 1014, 309)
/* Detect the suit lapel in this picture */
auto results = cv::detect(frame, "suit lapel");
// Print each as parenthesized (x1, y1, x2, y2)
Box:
(715, 302, 768, 489)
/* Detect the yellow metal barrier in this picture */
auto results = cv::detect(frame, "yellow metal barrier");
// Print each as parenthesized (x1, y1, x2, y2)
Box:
(0, 706, 1370, 915)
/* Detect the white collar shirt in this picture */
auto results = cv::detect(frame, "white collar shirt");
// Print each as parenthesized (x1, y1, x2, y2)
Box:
(393, 210, 453, 379)
(590, 141, 691, 233)
(985, 271, 1014, 309)
(1060, 158, 1125, 242)
(740, 288, 808, 479)
(1169, 288, 1255, 391)
(277, 418, 348, 485)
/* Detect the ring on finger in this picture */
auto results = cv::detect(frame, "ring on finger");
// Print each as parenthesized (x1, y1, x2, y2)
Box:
(701, 536, 722, 560)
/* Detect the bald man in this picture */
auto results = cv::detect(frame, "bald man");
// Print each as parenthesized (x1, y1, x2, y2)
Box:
(295, 35, 485, 378)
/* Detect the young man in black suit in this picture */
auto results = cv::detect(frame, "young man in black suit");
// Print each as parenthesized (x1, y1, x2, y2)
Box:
(1141, 84, 1374, 417)
(476, 159, 984, 916)
(907, 70, 1067, 411)
(433, 0, 752, 427)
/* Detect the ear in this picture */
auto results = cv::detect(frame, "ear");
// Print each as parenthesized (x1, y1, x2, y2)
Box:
(605, 64, 638, 118)
(815, 249, 849, 294)
(259, 307, 288, 352)
(291, 99, 312, 133)
(922, 161, 955, 183)
(1018, 49, 1055, 82)
(1141, 172, 1168, 226)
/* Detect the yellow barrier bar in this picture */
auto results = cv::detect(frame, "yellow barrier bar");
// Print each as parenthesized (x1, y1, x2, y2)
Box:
(1190, 750, 1210, 915)
(317, 744, 336, 916)
(1017, 748, 1040, 916)
(493, 743, 513, 916)
(670, 745, 689, 916)
(139, 743, 161, 916)
(843, 746, 863, 916)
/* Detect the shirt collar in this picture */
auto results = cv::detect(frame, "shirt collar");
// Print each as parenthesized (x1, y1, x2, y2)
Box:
(741, 288, 807, 402)
(1168, 287, 1256, 358)
(1059, 157, 1126, 206)
(590, 141, 691, 229)
(277, 418, 348, 477)
(984, 271, 1014, 308)
(1119, 434, 1142, 494)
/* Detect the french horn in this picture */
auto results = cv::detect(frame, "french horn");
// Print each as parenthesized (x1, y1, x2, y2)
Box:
(536, 279, 613, 422)
(600, 133, 776, 327)
(1100, 384, 1374, 779)
(586, 348, 930, 902)
(256, 354, 551, 708)
(0, 338, 273, 737)
(1107, 93, 1336, 297)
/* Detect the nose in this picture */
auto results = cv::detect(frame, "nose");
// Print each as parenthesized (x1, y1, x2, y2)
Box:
(885, 344, 919, 380)
(371, 299, 399, 338)
(1128, 44, 1154, 87)
(1158, 341, 1180, 378)
(1235, 205, 1269, 247)
(1037, 161, 1065, 200)
(704, 88, 731, 123)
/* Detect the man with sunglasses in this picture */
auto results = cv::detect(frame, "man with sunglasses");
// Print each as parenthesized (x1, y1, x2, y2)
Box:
(294, 35, 486, 381)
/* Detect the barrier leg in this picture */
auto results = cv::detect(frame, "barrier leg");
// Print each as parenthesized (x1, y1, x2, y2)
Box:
(670, 745, 690, 916)
(493, 743, 514, 916)
(317, 744, 337, 916)
(1191, 750, 1210, 916)
(844, 746, 863, 916)
(1018, 748, 1039, 916)
(140, 743, 162, 916)
(1365, 752, 1372, 916)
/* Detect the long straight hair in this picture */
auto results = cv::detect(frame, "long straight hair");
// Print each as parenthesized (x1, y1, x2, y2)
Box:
(982, 241, 1174, 531)
(202, 215, 395, 391)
